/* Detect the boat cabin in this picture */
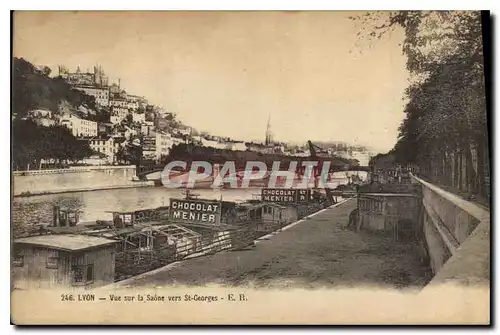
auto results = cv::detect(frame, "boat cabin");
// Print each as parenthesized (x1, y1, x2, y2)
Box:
(12, 234, 119, 290)
(262, 203, 287, 223)
(52, 206, 82, 227)
(106, 211, 136, 228)
(235, 203, 263, 223)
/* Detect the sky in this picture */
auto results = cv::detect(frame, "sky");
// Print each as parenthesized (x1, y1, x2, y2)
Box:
(13, 11, 410, 153)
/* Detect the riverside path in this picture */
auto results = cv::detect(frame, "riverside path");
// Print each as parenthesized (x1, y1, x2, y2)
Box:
(111, 199, 432, 289)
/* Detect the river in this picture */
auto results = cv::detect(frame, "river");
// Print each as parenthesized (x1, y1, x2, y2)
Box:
(13, 171, 363, 238)
(12, 187, 265, 238)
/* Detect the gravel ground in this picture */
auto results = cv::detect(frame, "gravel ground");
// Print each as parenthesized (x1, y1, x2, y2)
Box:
(116, 199, 432, 289)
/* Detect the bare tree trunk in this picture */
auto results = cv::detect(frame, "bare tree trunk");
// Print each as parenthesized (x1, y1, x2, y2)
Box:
(465, 145, 475, 194)
(451, 150, 455, 188)
(457, 152, 462, 191)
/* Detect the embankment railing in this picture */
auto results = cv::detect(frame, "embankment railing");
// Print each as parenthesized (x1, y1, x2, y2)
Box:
(13, 165, 136, 176)
(411, 173, 490, 286)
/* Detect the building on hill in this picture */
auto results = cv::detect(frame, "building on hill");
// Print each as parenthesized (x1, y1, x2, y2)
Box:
(200, 137, 227, 150)
(73, 85, 110, 107)
(141, 134, 157, 160)
(27, 109, 52, 119)
(127, 100, 139, 111)
(60, 114, 98, 138)
(140, 124, 154, 136)
(98, 122, 113, 135)
(109, 83, 121, 95)
(172, 134, 187, 146)
(24, 109, 56, 127)
(59, 66, 94, 86)
(113, 125, 137, 140)
(59, 65, 109, 87)
(110, 114, 122, 125)
(83, 135, 121, 164)
(132, 111, 146, 123)
(34, 118, 56, 127)
(109, 97, 128, 109)
(77, 105, 96, 117)
(126, 95, 145, 110)
(226, 141, 246, 151)
(155, 131, 173, 160)
(111, 106, 129, 122)
(141, 131, 175, 162)
(176, 127, 192, 136)
(245, 141, 274, 154)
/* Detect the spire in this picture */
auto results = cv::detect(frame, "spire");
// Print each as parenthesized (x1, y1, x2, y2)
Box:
(265, 113, 272, 146)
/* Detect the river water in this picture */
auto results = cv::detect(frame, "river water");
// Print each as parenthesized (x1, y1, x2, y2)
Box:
(13, 171, 362, 238)
(12, 187, 267, 238)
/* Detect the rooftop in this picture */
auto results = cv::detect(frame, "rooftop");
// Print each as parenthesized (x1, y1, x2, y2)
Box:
(14, 234, 119, 252)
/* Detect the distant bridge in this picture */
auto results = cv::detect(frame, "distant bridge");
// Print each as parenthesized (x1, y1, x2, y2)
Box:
(136, 161, 370, 181)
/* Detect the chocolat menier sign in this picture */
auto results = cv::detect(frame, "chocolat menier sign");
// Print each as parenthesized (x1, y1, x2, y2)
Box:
(261, 188, 313, 204)
(169, 198, 222, 225)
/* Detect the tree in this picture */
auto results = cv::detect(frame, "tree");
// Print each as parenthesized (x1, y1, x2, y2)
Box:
(12, 57, 99, 120)
(12, 119, 94, 170)
(352, 11, 488, 198)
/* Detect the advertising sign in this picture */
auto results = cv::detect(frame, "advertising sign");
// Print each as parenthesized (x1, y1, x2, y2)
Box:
(296, 189, 313, 203)
(261, 188, 312, 204)
(169, 198, 222, 225)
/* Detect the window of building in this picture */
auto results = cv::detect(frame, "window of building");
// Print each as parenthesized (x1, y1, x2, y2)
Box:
(46, 256, 58, 269)
(72, 264, 94, 286)
(12, 249, 24, 267)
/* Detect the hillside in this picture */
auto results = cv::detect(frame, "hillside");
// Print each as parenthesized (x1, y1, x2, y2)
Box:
(12, 57, 98, 119)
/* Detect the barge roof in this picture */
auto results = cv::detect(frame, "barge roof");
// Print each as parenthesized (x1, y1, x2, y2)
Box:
(359, 193, 419, 197)
(14, 234, 119, 252)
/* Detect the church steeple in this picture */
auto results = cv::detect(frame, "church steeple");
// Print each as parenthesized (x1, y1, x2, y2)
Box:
(265, 114, 272, 146)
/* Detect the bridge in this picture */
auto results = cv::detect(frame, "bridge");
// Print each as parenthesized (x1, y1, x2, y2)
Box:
(136, 161, 371, 181)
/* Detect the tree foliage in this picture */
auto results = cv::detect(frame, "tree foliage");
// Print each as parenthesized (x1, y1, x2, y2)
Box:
(355, 11, 489, 197)
(12, 119, 94, 170)
(12, 57, 98, 119)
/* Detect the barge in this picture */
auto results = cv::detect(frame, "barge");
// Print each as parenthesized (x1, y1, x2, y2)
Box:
(12, 188, 332, 289)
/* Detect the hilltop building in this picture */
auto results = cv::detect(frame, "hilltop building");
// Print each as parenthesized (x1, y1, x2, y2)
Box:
(73, 85, 110, 107)
(58, 64, 109, 87)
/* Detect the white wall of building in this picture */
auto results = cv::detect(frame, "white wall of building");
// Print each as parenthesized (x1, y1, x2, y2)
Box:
(226, 142, 246, 151)
(110, 115, 121, 124)
(60, 115, 98, 137)
(110, 98, 128, 108)
(89, 137, 118, 164)
(74, 86, 110, 107)
(201, 138, 227, 150)
(127, 100, 139, 110)
(132, 112, 146, 123)
(155, 132, 172, 159)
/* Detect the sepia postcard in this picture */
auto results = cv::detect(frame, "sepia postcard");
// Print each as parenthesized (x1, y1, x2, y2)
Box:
(11, 10, 491, 325)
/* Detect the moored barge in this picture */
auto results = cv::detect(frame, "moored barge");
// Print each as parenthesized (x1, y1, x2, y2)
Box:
(12, 188, 332, 288)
